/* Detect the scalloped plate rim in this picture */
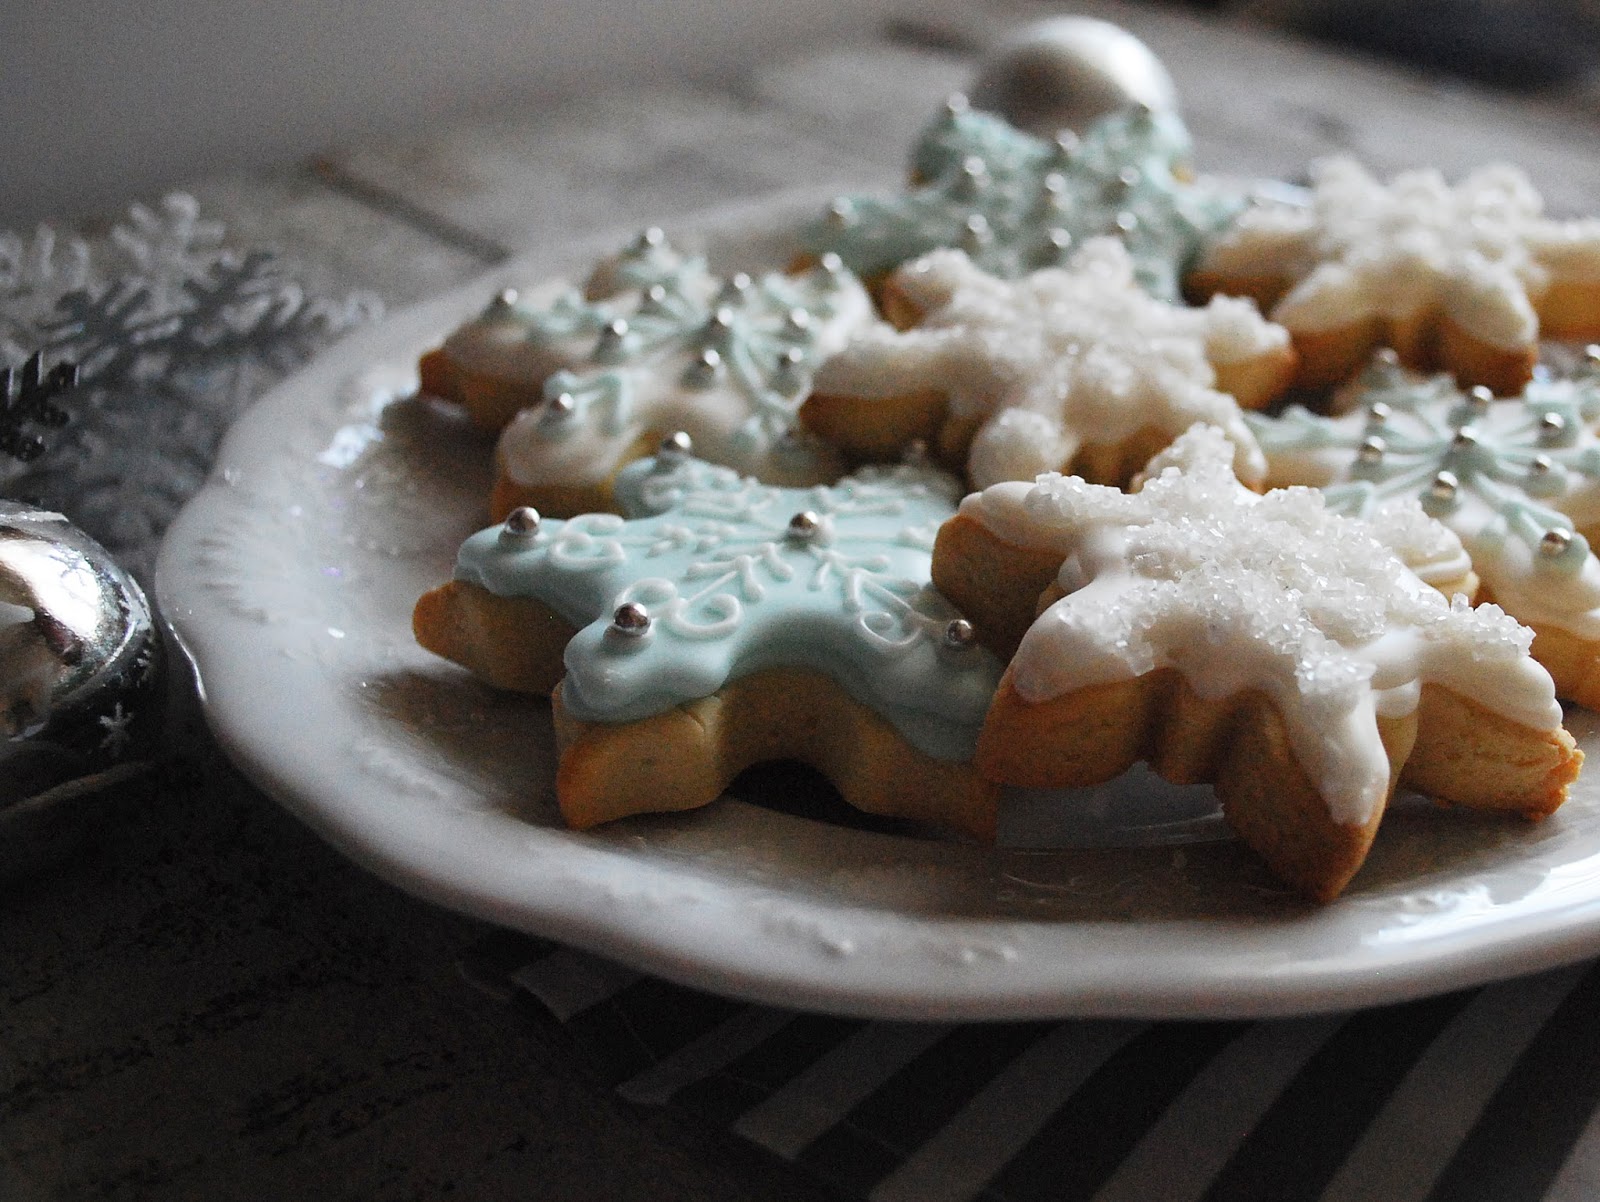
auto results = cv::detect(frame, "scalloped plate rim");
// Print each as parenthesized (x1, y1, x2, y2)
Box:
(155, 189, 1600, 1022)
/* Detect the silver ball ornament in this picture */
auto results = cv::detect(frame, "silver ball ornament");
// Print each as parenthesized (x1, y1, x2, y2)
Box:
(500, 506, 542, 541)
(786, 511, 822, 542)
(656, 431, 694, 465)
(611, 602, 652, 638)
(1, 501, 164, 875)
(968, 17, 1179, 138)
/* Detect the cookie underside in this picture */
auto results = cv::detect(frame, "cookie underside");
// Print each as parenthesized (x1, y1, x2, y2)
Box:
(931, 512, 1065, 660)
(415, 582, 999, 838)
(413, 580, 576, 696)
(552, 670, 1000, 839)
(418, 348, 536, 432)
(977, 670, 1577, 901)
(1525, 621, 1600, 712)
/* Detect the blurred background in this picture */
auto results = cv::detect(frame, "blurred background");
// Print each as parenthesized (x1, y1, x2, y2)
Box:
(1230, 0, 1600, 85)
(3, 0, 1598, 226)
(0, 0, 939, 224)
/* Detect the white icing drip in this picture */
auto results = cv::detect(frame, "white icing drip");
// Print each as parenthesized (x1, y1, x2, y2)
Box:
(1198, 203, 1314, 279)
(1200, 294, 1293, 365)
(813, 243, 1278, 488)
(968, 409, 1078, 491)
(958, 478, 1054, 548)
(990, 425, 1561, 824)
(1201, 157, 1599, 349)
(1529, 220, 1600, 280)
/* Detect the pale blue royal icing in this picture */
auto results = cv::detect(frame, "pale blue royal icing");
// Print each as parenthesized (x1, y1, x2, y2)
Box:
(1248, 352, 1600, 639)
(489, 237, 871, 488)
(800, 99, 1243, 302)
(453, 455, 1004, 759)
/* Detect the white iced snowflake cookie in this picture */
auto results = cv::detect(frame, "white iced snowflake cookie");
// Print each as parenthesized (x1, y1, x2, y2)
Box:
(1189, 157, 1600, 395)
(804, 241, 1293, 490)
(936, 424, 1580, 900)
(1251, 348, 1600, 705)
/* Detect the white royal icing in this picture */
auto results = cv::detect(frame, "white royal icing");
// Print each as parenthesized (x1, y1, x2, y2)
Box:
(967, 424, 1562, 824)
(812, 242, 1280, 488)
(1200, 157, 1600, 349)
(1250, 353, 1600, 641)
(453, 455, 1003, 759)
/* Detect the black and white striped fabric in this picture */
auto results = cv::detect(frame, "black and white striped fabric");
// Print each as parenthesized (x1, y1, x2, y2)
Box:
(466, 933, 1600, 1202)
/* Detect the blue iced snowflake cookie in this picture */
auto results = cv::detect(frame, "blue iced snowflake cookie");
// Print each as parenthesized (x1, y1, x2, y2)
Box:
(415, 446, 1005, 834)
(799, 95, 1242, 303)
(418, 230, 876, 517)
(1249, 348, 1600, 705)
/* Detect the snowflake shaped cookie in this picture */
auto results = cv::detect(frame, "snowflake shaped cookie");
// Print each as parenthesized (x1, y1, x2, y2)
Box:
(804, 242, 1292, 489)
(799, 96, 1242, 303)
(414, 451, 1003, 835)
(420, 228, 695, 430)
(1251, 349, 1600, 704)
(420, 230, 876, 516)
(1191, 157, 1600, 394)
(941, 424, 1578, 900)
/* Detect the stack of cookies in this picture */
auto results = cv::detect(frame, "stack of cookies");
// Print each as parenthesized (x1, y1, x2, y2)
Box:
(412, 89, 1600, 901)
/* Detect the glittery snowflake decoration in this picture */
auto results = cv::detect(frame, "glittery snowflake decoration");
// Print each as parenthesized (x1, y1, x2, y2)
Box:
(798, 95, 1242, 301)
(484, 232, 874, 502)
(1, 226, 90, 368)
(450, 451, 1002, 758)
(999, 423, 1560, 822)
(0, 193, 380, 578)
(960, 425, 1574, 902)
(1192, 157, 1600, 393)
(806, 242, 1288, 488)
(1250, 348, 1600, 697)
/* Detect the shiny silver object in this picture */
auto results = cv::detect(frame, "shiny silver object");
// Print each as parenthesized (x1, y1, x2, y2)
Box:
(656, 431, 694, 465)
(1, 501, 163, 870)
(943, 618, 977, 650)
(786, 511, 822, 542)
(499, 506, 542, 542)
(683, 348, 722, 389)
(627, 227, 666, 255)
(969, 16, 1179, 138)
(1541, 528, 1575, 557)
(611, 602, 652, 637)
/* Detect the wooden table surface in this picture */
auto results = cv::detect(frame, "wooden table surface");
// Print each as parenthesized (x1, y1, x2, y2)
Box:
(5, 2, 1599, 1198)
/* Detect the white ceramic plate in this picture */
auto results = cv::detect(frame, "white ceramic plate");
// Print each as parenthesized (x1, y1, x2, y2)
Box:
(157, 194, 1600, 1021)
